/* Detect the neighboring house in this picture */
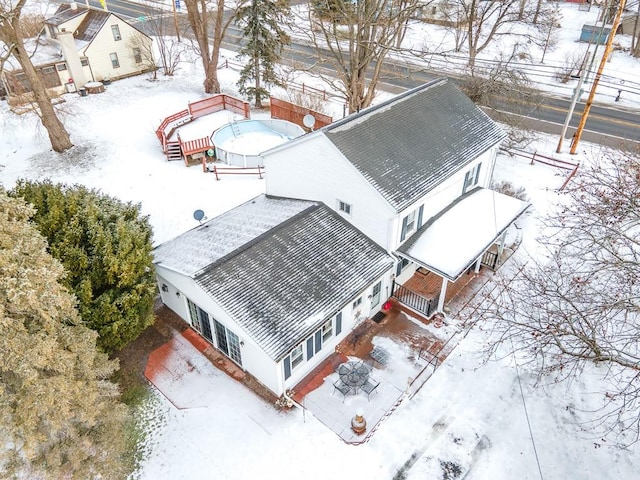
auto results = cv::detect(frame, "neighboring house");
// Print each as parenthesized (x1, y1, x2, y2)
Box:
(262, 79, 529, 317)
(153, 79, 529, 396)
(1, 2, 153, 100)
(153, 195, 394, 396)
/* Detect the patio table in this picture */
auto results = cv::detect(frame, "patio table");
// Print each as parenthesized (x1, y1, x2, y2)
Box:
(338, 361, 369, 394)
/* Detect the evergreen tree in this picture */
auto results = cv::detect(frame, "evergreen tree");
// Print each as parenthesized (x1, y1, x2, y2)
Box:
(235, 0, 291, 107)
(0, 190, 133, 479)
(11, 180, 156, 353)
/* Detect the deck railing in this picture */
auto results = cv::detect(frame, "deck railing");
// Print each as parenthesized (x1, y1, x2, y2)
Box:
(391, 280, 439, 318)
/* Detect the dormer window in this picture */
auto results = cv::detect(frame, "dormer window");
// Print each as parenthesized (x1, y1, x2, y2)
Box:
(111, 24, 122, 41)
(338, 200, 352, 216)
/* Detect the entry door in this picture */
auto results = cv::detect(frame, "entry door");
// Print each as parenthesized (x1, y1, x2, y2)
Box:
(214, 319, 242, 367)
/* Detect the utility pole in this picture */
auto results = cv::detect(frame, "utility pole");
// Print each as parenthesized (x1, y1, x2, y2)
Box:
(556, 2, 611, 154)
(570, 0, 626, 155)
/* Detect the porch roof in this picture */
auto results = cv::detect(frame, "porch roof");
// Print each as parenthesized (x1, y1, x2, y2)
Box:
(396, 188, 530, 281)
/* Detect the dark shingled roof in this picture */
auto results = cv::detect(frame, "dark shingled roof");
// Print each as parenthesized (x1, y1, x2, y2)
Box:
(324, 78, 506, 212)
(46, 4, 88, 27)
(195, 198, 394, 361)
(75, 9, 111, 42)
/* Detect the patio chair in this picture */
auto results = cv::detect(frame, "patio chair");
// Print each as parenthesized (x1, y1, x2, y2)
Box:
(360, 378, 380, 401)
(332, 380, 351, 402)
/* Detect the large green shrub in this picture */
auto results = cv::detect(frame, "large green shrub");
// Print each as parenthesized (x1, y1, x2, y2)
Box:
(12, 180, 156, 352)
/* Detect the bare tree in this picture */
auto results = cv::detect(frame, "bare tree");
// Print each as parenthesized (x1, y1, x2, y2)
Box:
(0, 0, 73, 152)
(128, 32, 159, 79)
(445, 0, 523, 69)
(183, 0, 239, 93)
(476, 150, 640, 445)
(293, 0, 424, 114)
(137, 1, 185, 76)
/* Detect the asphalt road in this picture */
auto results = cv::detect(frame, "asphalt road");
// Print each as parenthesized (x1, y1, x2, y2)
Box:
(100, 1, 640, 147)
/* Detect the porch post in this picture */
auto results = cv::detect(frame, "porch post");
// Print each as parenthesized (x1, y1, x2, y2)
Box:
(474, 257, 481, 273)
(437, 277, 448, 312)
(497, 231, 508, 262)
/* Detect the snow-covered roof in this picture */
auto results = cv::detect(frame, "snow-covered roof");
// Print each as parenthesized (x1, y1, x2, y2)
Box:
(45, 3, 88, 26)
(153, 195, 315, 276)
(323, 79, 507, 212)
(397, 188, 530, 281)
(187, 197, 394, 361)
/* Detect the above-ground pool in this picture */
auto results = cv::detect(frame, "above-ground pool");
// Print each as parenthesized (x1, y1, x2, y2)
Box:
(212, 119, 304, 167)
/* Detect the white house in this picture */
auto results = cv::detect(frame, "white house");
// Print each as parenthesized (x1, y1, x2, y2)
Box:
(1, 2, 153, 100)
(153, 79, 529, 396)
(262, 79, 529, 317)
(153, 195, 394, 396)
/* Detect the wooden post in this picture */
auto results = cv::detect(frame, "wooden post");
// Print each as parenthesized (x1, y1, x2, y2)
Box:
(570, 0, 626, 154)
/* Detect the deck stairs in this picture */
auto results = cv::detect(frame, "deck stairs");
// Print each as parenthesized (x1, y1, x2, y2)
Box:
(166, 141, 182, 161)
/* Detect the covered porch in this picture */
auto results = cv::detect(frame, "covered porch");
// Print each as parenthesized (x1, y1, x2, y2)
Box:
(393, 188, 529, 319)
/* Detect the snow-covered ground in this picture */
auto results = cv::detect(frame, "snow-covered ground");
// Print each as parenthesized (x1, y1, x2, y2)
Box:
(1, 2, 639, 479)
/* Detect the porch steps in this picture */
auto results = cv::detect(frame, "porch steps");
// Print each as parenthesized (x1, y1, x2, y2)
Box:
(166, 141, 182, 161)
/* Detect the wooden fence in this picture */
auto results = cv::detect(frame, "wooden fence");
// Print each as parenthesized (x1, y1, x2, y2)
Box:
(501, 147, 580, 191)
(269, 97, 333, 130)
(205, 164, 264, 180)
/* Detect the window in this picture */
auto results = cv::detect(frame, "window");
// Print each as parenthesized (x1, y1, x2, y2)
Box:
(400, 205, 424, 242)
(56, 63, 67, 71)
(80, 58, 89, 66)
(463, 162, 482, 194)
(396, 257, 410, 276)
(132, 47, 142, 64)
(42, 66, 55, 74)
(290, 343, 304, 369)
(321, 319, 333, 342)
(352, 297, 362, 309)
(111, 24, 122, 41)
(110, 52, 120, 68)
(338, 200, 352, 215)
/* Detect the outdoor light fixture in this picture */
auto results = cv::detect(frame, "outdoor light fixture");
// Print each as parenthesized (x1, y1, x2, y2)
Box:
(161, 284, 168, 292)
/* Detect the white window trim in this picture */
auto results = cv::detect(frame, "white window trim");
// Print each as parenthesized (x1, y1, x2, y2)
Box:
(321, 319, 333, 342)
(337, 199, 352, 216)
(290, 343, 304, 369)
(111, 24, 122, 41)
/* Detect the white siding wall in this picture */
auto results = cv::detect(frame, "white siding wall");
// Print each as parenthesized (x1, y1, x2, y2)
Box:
(47, 14, 87, 41)
(264, 135, 396, 250)
(156, 265, 393, 396)
(155, 266, 282, 394)
(392, 147, 499, 251)
(83, 17, 152, 82)
(280, 270, 394, 391)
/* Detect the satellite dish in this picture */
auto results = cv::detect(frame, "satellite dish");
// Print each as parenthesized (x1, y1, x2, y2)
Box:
(193, 209, 206, 223)
(302, 114, 316, 130)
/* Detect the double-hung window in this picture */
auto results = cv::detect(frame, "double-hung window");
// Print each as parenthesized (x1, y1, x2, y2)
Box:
(338, 200, 352, 215)
(463, 163, 482, 194)
(400, 205, 424, 242)
(110, 52, 120, 68)
(133, 47, 142, 64)
(290, 343, 304, 369)
(111, 25, 122, 41)
(321, 319, 333, 342)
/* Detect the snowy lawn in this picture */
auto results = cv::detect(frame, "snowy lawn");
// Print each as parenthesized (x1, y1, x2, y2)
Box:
(1, 2, 639, 477)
